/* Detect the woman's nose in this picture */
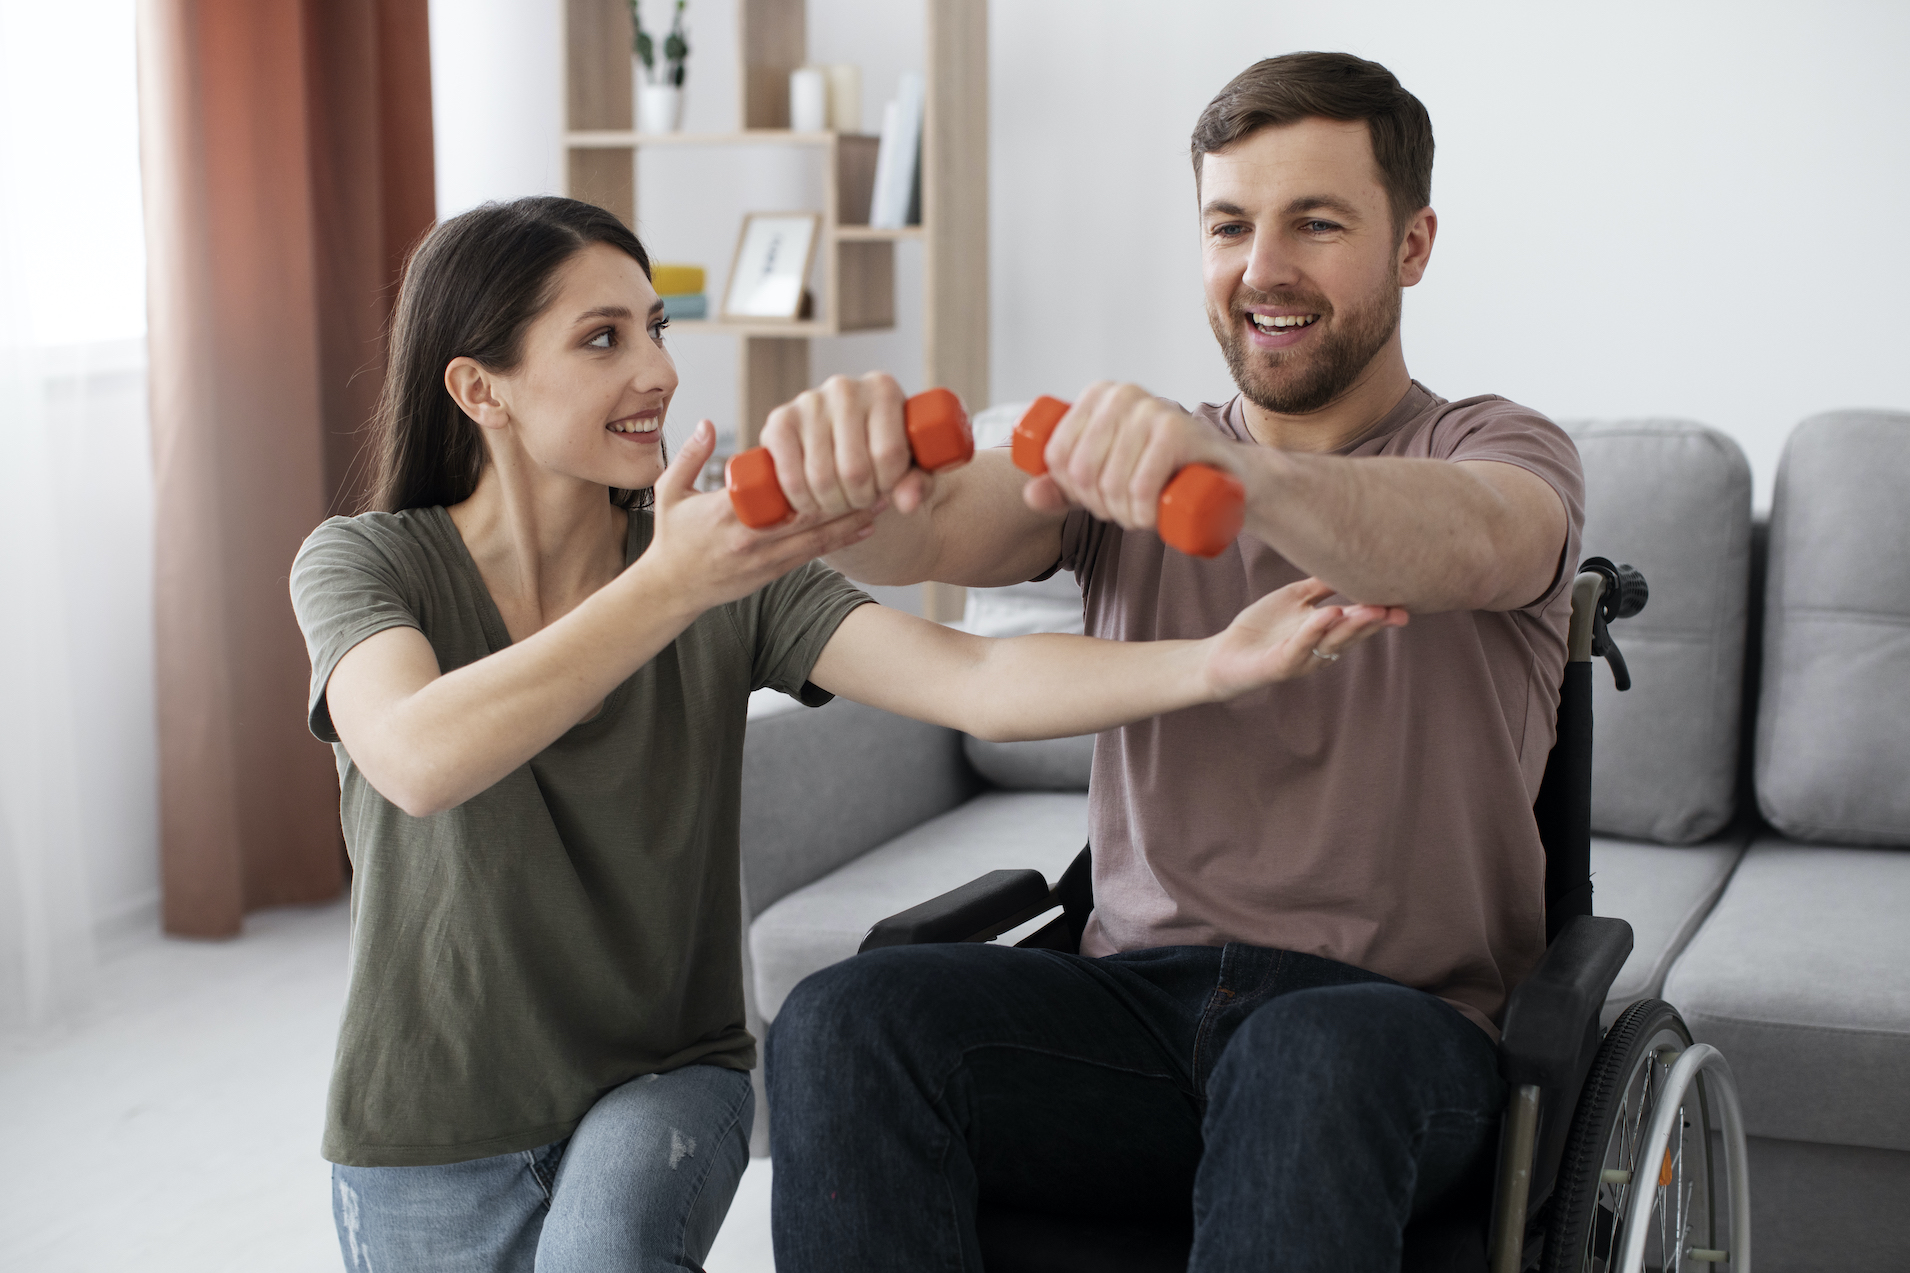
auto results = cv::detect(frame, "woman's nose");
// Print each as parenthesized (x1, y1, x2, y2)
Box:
(631, 339, 678, 395)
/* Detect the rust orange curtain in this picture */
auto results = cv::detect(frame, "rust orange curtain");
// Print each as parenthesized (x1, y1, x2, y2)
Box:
(137, 0, 435, 936)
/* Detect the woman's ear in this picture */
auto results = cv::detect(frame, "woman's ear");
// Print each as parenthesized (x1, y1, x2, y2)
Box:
(445, 357, 510, 430)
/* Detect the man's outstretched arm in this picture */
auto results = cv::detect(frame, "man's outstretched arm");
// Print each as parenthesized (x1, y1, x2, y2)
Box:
(757, 373, 1066, 589)
(1026, 382, 1568, 613)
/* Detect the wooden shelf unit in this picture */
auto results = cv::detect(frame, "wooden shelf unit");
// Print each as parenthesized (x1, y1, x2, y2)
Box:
(562, 0, 986, 622)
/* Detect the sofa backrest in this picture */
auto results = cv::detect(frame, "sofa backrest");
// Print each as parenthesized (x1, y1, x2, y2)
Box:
(1755, 410, 1910, 846)
(1570, 421, 1753, 844)
(740, 698, 980, 919)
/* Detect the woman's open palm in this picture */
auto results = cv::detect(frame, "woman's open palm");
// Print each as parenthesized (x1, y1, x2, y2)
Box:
(1203, 578, 1409, 699)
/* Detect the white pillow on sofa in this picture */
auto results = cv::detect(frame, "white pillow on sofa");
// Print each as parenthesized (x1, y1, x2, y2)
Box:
(959, 403, 1091, 789)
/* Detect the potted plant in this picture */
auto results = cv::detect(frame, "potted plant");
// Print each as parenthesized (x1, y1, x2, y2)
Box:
(632, 0, 689, 133)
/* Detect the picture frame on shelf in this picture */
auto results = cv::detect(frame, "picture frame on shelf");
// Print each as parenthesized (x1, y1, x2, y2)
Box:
(721, 212, 821, 321)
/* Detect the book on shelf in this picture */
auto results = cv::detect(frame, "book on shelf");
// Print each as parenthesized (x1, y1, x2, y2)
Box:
(868, 72, 923, 230)
(652, 264, 706, 296)
(661, 293, 707, 320)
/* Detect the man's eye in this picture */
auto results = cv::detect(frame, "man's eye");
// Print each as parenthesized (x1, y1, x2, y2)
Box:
(1303, 220, 1340, 234)
(1212, 223, 1248, 239)
(586, 328, 615, 349)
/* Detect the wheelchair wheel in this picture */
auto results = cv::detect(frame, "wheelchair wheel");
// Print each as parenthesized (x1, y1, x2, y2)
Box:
(1541, 999, 1724, 1273)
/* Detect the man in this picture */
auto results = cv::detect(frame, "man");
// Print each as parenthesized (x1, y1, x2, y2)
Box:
(761, 52, 1583, 1269)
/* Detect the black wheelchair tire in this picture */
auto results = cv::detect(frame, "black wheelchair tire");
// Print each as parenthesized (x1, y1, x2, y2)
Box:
(1539, 998, 1701, 1273)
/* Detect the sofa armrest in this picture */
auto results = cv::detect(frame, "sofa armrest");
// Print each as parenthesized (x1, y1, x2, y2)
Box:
(740, 698, 980, 920)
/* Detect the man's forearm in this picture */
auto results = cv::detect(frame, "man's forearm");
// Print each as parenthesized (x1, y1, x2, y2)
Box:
(825, 451, 1066, 589)
(822, 501, 942, 585)
(1238, 448, 1561, 613)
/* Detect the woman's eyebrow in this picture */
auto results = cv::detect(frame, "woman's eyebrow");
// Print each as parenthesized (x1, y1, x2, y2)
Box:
(574, 305, 634, 323)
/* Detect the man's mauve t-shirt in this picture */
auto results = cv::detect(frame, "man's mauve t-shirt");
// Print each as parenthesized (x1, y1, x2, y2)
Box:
(1057, 382, 1584, 1034)
(289, 506, 868, 1166)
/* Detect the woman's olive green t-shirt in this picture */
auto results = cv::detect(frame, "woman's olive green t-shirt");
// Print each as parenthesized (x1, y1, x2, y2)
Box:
(289, 506, 869, 1167)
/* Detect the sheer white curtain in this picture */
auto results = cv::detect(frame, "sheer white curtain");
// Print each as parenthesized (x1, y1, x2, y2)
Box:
(0, 0, 158, 1030)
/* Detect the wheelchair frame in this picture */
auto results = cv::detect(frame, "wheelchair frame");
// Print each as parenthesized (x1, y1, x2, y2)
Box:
(857, 564, 1751, 1273)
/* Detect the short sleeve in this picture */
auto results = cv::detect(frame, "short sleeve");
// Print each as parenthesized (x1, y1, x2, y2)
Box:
(1432, 401, 1586, 613)
(728, 561, 872, 706)
(289, 518, 425, 742)
(1052, 509, 1113, 591)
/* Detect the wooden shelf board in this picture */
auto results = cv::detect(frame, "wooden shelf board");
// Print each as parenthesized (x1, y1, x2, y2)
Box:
(667, 317, 900, 338)
(566, 129, 878, 149)
(668, 318, 836, 337)
(834, 225, 925, 242)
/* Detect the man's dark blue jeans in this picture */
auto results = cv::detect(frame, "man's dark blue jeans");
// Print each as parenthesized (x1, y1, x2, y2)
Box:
(766, 940, 1505, 1272)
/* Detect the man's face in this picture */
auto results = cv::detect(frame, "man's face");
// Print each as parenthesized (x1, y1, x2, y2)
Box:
(1200, 118, 1421, 416)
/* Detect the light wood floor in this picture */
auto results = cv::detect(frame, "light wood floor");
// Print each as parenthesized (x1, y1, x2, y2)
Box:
(0, 899, 775, 1272)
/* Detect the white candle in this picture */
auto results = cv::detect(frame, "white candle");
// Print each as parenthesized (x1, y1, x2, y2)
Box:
(789, 67, 828, 133)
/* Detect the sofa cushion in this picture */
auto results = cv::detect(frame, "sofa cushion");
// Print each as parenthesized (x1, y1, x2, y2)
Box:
(1588, 835, 1744, 1026)
(749, 791, 1088, 1020)
(962, 733, 1094, 791)
(1661, 838, 1910, 1152)
(1569, 421, 1752, 843)
(740, 699, 978, 921)
(1756, 410, 1910, 845)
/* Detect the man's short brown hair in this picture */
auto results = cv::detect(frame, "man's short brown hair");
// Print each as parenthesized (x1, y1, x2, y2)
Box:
(1191, 52, 1434, 241)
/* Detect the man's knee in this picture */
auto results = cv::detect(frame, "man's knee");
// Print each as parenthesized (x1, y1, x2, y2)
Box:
(1209, 982, 1500, 1118)
(768, 945, 992, 1086)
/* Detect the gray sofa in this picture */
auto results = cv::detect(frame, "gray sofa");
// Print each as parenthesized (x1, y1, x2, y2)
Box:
(735, 408, 1910, 1271)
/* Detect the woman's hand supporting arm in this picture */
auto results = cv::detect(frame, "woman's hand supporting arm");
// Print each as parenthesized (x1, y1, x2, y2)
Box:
(325, 423, 879, 817)
(807, 578, 1407, 743)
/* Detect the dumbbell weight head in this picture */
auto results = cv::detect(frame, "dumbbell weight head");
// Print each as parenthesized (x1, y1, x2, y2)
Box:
(726, 447, 793, 529)
(1158, 465, 1245, 559)
(725, 389, 977, 530)
(1008, 395, 1244, 559)
(904, 387, 975, 473)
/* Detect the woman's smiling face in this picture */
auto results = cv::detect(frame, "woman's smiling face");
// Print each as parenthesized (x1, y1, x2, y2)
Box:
(489, 241, 678, 493)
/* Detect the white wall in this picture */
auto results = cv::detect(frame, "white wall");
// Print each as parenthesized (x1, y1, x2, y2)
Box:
(432, 0, 1910, 508)
(992, 0, 1910, 508)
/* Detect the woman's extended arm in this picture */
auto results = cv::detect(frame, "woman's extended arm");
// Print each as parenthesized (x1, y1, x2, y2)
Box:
(324, 423, 877, 817)
(807, 579, 1407, 742)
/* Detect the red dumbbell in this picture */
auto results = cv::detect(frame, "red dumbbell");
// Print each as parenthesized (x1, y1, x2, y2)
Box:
(726, 387, 976, 529)
(1011, 396, 1245, 558)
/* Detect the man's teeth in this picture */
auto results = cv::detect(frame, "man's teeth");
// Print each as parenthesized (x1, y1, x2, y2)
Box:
(1250, 313, 1319, 331)
(609, 418, 660, 433)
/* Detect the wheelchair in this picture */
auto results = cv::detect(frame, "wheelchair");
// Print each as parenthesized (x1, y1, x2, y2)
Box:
(858, 560, 1753, 1273)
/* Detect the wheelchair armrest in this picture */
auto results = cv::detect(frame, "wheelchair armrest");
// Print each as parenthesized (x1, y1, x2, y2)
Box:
(1499, 914, 1633, 1091)
(857, 869, 1054, 953)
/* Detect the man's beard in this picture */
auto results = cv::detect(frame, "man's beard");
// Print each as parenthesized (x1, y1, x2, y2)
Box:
(1208, 274, 1401, 416)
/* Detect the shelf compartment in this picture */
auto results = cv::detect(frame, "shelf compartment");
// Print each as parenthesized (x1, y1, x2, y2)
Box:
(565, 129, 879, 148)
(834, 225, 924, 241)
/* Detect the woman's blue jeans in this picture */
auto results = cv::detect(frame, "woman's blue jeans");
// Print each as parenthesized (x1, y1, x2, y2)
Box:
(766, 942, 1505, 1272)
(331, 1063, 753, 1272)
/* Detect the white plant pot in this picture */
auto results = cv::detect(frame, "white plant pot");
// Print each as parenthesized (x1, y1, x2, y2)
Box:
(638, 83, 683, 134)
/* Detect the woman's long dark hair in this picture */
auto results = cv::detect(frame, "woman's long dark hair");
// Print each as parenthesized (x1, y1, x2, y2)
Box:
(367, 197, 656, 514)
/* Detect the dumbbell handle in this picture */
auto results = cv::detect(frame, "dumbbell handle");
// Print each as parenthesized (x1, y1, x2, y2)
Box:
(1011, 396, 1245, 559)
(726, 388, 975, 530)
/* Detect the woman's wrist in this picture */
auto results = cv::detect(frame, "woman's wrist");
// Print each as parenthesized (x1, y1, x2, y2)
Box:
(612, 550, 710, 632)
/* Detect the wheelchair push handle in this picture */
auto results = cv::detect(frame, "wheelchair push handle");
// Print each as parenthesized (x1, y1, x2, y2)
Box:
(1573, 557, 1650, 691)
(725, 387, 976, 530)
(1010, 396, 1246, 559)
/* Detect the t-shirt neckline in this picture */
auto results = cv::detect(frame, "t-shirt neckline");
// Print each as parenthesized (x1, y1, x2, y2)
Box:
(1221, 380, 1442, 455)
(426, 503, 646, 730)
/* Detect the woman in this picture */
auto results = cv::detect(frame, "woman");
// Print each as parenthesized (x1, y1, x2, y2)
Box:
(291, 196, 1402, 1272)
